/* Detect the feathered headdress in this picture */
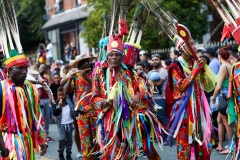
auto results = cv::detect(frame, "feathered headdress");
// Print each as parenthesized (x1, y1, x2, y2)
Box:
(0, 1, 27, 68)
(124, 4, 147, 67)
(210, 0, 240, 44)
(99, 0, 133, 64)
(140, 0, 199, 60)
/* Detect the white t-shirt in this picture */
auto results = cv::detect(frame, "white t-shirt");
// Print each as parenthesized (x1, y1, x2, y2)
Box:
(148, 68, 168, 99)
(61, 104, 74, 124)
(46, 43, 53, 58)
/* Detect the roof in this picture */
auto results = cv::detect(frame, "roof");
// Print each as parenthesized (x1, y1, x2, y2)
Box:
(42, 4, 93, 29)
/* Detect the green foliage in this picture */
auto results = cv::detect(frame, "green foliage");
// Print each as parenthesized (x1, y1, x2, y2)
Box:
(82, 0, 210, 49)
(17, 0, 46, 53)
(81, 0, 111, 48)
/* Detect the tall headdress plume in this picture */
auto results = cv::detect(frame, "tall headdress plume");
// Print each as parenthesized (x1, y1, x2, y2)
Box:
(106, 0, 133, 58)
(124, 4, 148, 67)
(0, 1, 22, 58)
(210, 0, 240, 44)
(140, 0, 199, 60)
(0, 0, 27, 69)
(140, 1, 218, 92)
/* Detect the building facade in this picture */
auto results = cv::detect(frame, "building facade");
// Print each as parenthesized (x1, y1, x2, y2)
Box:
(42, 0, 92, 61)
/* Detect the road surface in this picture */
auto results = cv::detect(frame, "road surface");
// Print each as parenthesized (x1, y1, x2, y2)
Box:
(36, 124, 230, 160)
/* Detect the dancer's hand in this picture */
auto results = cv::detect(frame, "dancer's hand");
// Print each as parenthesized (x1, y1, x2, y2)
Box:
(101, 100, 111, 109)
(59, 99, 65, 107)
(40, 144, 48, 156)
(131, 94, 140, 110)
(197, 58, 206, 68)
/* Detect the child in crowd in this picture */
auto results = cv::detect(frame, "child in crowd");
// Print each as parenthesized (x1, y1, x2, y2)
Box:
(52, 86, 75, 160)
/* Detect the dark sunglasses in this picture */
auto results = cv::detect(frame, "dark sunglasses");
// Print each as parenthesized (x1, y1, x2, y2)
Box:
(151, 54, 160, 58)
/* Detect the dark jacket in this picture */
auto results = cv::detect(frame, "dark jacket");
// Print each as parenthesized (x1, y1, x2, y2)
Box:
(52, 96, 75, 126)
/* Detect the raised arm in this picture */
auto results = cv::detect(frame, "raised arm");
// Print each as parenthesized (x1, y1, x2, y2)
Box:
(171, 62, 202, 95)
(64, 75, 74, 96)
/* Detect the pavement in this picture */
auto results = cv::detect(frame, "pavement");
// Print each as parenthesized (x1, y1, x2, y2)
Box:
(35, 124, 231, 160)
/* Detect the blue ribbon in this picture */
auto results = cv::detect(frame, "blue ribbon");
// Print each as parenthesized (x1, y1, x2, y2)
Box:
(140, 115, 151, 154)
(14, 136, 20, 159)
(167, 84, 193, 142)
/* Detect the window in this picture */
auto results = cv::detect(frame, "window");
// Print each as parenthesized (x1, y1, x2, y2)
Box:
(55, 0, 64, 13)
(76, 0, 81, 6)
(48, 29, 60, 60)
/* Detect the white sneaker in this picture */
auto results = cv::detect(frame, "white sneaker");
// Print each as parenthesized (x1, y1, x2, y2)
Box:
(77, 152, 83, 158)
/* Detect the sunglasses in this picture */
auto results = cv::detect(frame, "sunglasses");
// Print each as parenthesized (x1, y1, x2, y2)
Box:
(151, 54, 160, 58)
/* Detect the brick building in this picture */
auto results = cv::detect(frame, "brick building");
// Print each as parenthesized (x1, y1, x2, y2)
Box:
(42, 0, 92, 61)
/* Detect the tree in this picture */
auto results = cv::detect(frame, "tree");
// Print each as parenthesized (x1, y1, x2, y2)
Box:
(82, 0, 210, 50)
(17, 0, 46, 53)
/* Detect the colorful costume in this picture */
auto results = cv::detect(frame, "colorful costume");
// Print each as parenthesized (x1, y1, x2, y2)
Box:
(0, 50, 47, 160)
(74, 72, 98, 160)
(166, 58, 213, 160)
(137, 71, 162, 160)
(92, 32, 165, 159)
(228, 59, 240, 159)
(140, 1, 217, 159)
(0, 67, 6, 80)
(0, 79, 47, 160)
(71, 54, 98, 160)
(0, 1, 47, 159)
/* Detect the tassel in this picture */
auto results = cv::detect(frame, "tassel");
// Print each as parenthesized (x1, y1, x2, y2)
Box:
(190, 145, 195, 160)
(119, 19, 129, 36)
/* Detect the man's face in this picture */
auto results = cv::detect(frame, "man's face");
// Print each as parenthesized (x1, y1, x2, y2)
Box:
(107, 51, 122, 68)
(9, 66, 28, 86)
(53, 74, 61, 84)
(78, 60, 91, 70)
(39, 64, 47, 74)
(151, 56, 161, 68)
(0, 51, 4, 65)
(46, 40, 49, 45)
(181, 52, 191, 61)
(190, 43, 197, 54)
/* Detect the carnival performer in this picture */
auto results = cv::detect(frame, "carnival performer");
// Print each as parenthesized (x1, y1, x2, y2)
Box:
(228, 49, 240, 159)
(135, 62, 163, 160)
(0, 50, 48, 160)
(64, 54, 97, 160)
(92, 35, 165, 159)
(166, 40, 212, 159)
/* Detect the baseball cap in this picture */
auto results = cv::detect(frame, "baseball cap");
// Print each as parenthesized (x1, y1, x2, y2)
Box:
(139, 50, 146, 55)
(55, 60, 64, 65)
(204, 48, 216, 57)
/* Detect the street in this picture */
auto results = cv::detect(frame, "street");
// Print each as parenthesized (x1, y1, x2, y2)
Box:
(35, 124, 230, 160)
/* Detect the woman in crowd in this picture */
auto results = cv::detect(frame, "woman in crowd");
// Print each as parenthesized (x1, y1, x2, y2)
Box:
(38, 43, 47, 64)
(212, 46, 234, 154)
